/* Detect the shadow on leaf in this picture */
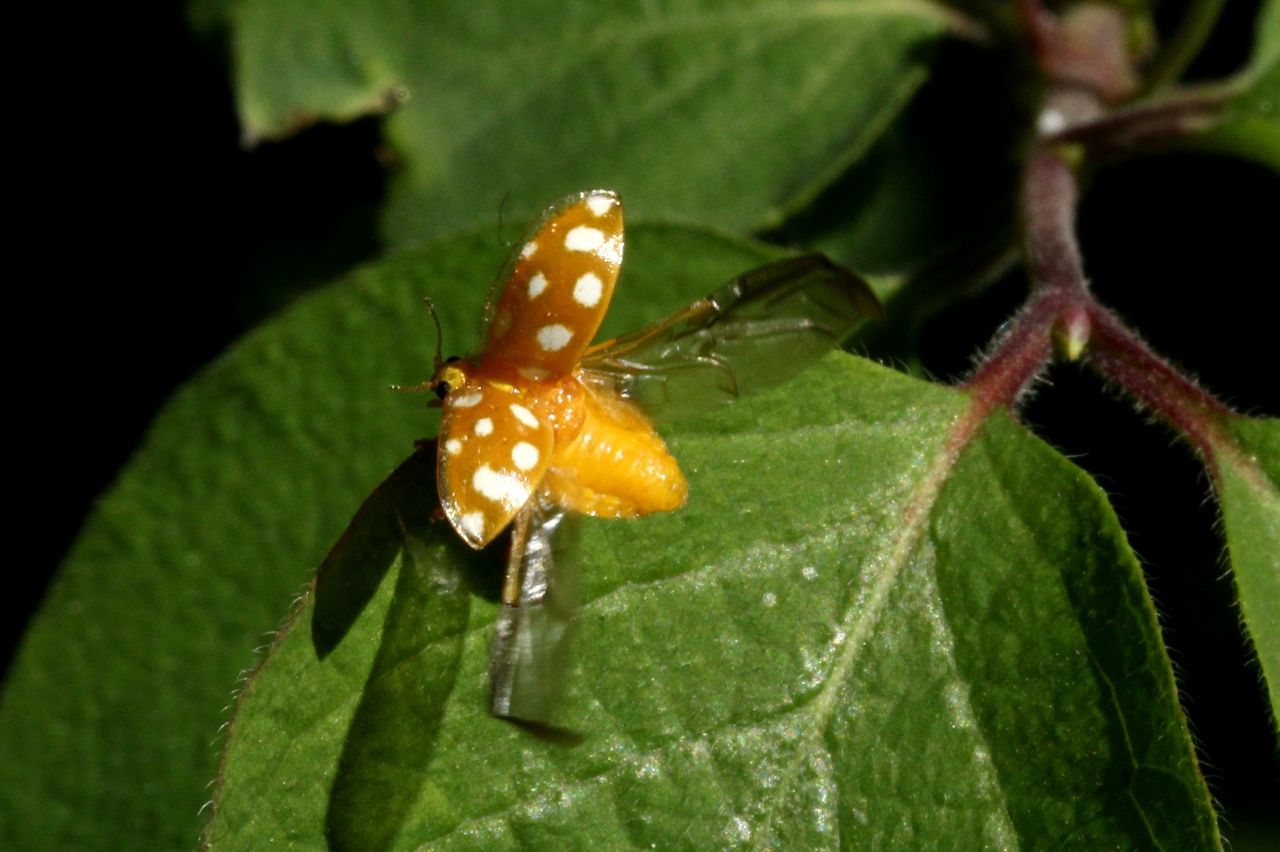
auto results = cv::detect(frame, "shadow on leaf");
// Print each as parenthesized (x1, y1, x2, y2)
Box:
(324, 527, 471, 851)
(313, 443, 441, 659)
(314, 441, 475, 850)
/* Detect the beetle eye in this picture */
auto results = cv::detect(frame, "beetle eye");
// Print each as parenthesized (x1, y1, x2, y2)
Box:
(434, 381, 451, 399)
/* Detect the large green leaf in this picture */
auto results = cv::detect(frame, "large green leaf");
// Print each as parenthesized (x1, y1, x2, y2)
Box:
(204, 352, 1216, 848)
(0, 222, 782, 849)
(223, 0, 952, 246)
(191, 233, 1213, 845)
(1216, 416, 1280, 719)
(4, 220, 1217, 848)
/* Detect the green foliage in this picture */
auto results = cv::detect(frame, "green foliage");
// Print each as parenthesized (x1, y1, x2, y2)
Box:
(0, 227, 791, 848)
(4, 0, 1277, 849)
(1217, 417, 1280, 714)
(1190, 0, 1280, 168)
(1245, 0, 1279, 82)
(226, 0, 951, 246)
(205, 302, 1216, 846)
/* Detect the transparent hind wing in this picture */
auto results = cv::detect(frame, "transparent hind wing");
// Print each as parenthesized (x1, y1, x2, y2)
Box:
(581, 254, 881, 421)
(489, 496, 581, 723)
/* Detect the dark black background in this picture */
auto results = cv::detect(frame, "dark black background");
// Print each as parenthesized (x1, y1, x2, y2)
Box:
(13, 0, 1278, 843)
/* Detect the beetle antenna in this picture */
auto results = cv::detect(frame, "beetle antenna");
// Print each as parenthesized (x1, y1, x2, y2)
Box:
(390, 297, 446, 395)
(423, 296, 445, 371)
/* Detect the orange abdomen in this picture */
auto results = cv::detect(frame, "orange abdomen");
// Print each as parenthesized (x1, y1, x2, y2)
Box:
(543, 380, 687, 518)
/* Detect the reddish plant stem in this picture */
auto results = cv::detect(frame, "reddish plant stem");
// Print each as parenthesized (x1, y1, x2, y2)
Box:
(959, 0, 1240, 460)
(966, 142, 1234, 459)
(961, 144, 1081, 413)
(1014, 0, 1058, 65)
(1049, 86, 1230, 154)
(1085, 305, 1235, 462)
(1021, 148, 1086, 296)
(960, 288, 1064, 417)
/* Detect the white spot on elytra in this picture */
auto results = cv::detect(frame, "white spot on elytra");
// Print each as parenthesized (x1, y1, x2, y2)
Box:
(586, 194, 614, 217)
(451, 392, 482, 408)
(763, 592, 778, 608)
(474, 418, 494, 436)
(445, 439, 463, 455)
(521, 241, 538, 258)
(527, 272, 548, 298)
(573, 272, 603, 307)
(473, 464, 517, 504)
(459, 512, 485, 539)
(564, 225, 605, 252)
(511, 442, 540, 471)
(509, 404, 538, 428)
(537, 324, 573, 352)
(519, 366, 549, 381)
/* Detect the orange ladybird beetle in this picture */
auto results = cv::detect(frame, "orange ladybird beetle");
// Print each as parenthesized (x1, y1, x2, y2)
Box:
(415, 190, 879, 721)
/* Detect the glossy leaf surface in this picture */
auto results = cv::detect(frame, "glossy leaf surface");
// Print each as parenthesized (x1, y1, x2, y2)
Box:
(204, 349, 1216, 848)
(0, 224, 785, 849)
(2, 224, 1219, 849)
